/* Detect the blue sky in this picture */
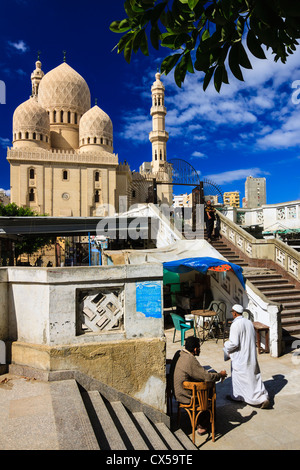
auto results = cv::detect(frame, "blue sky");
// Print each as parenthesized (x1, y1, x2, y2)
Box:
(0, 0, 300, 205)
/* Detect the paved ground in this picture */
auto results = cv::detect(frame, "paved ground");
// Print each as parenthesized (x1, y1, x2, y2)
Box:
(165, 324, 300, 450)
(1, 326, 300, 450)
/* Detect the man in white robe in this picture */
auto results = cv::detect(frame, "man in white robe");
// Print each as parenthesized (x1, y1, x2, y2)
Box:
(224, 304, 270, 409)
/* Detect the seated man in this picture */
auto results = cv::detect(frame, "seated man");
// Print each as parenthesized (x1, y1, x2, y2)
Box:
(173, 336, 227, 435)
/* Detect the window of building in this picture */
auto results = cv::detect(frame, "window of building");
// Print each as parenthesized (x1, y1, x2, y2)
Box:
(94, 137, 97, 144)
(74, 113, 77, 124)
(63, 170, 68, 180)
(95, 190, 100, 203)
(29, 188, 35, 202)
(29, 168, 35, 179)
(60, 110, 64, 122)
(95, 171, 100, 182)
(25, 132, 29, 139)
(33, 132, 36, 140)
(68, 111, 71, 123)
(40, 134, 43, 141)
(53, 111, 56, 123)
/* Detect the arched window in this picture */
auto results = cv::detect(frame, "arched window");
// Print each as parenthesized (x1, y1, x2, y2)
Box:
(53, 111, 56, 123)
(33, 132, 36, 140)
(159, 150, 162, 160)
(18, 132, 22, 139)
(60, 110, 64, 122)
(29, 168, 35, 179)
(25, 132, 29, 139)
(95, 171, 100, 182)
(68, 111, 71, 123)
(74, 113, 77, 124)
(94, 137, 97, 144)
(95, 190, 100, 203)
(155, 150, 157, 161)
(63, 170, 68, 180)
(29, 188, 35, 202)
(87, 137, 90, 144)
(40, 134, 43, 141)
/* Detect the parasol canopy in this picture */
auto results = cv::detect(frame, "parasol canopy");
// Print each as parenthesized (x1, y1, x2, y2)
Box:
(163, 256, 245, 289)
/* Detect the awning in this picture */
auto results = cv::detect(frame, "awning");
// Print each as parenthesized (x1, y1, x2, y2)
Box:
(163, 256, 245, 289)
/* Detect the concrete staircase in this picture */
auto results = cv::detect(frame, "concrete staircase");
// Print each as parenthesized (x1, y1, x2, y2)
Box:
(209, 238, 300, 343)
(50, 378, 197, 451)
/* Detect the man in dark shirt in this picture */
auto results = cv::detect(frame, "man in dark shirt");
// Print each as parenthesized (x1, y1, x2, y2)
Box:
(204, 200, 216, 242)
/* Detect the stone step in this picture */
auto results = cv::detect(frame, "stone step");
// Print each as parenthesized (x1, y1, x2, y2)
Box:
(50, 380, 100, 450)
(281, 309, 300, 317)
(133, 412, 168, 450)
(281, 317, 300, 327)
(109, 400, 149, 450)
(81, 388, 196, 451)
(268, 294, 300, 302)
(84, 391, 127, 450)
(260, 289, 300, 296)
(254, 282, 292, 290)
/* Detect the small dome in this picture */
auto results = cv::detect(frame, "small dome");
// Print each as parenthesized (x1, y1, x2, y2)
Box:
(13, 97, 50, 147)
(79, 105, 113, 151)
(38, 62, 91, 115)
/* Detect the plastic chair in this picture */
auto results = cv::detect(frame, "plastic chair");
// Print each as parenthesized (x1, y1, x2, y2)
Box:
(177, 381, 216, 444)
(170, 313, 196, 346)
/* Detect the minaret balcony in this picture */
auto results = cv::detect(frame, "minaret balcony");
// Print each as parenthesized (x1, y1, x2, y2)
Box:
(150, 105, 167, 115)
(149, 130, 169, 143)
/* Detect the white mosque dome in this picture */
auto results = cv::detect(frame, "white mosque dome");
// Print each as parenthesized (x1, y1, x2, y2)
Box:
(12, 96, 50, 148)
(38, 62, 91, 116)
(79, 104, 113, 152)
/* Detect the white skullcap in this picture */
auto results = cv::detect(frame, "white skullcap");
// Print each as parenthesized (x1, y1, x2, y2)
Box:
(232, 304, 243, 314)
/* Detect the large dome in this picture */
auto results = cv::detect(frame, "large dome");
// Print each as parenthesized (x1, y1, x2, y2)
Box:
(38, 62, 91, 115)
(79, 105, 113, 152)
(13, 96, 50, 148)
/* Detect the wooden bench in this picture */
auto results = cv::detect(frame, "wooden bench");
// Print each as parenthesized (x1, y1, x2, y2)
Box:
(253, 322, 269, 354)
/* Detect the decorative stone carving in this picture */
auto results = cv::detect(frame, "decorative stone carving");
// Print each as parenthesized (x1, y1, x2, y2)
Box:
(78, 288, 124, 334)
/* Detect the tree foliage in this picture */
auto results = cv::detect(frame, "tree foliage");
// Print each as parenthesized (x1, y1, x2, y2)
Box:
(0, 203, 53, 263)
(110, 0, 300, 91)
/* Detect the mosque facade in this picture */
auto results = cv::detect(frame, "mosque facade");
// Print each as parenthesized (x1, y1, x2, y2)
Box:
(7, 58, 172, 216)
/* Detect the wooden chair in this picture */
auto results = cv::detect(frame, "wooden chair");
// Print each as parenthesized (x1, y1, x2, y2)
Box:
(177, 381, 216, 444)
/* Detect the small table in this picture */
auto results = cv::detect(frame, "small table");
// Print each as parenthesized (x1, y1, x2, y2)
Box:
(191, 309, 217, 342)
(253, 322, 270, 354)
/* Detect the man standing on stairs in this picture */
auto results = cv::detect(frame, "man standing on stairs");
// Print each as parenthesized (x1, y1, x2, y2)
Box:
(204, 200, 216, 242)
(224, 304, 270, 409)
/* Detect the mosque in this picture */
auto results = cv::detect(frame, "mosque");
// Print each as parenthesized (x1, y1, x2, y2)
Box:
(7, 56, 172, 217)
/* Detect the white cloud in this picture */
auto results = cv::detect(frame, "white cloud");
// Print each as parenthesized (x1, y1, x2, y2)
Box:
(0, 137, 10, 148)
(191, 151, 207, 159)
(205, 168, 269, 185)
(7, 40, 28, 53)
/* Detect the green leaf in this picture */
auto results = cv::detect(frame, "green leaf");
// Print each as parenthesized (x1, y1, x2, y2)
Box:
(238, 42, 252, 69)
(203, 66, 215, 91)
(228, 44, 244, 81)
(214, 65, 223, 92)
(161, 53, 182, 75)
(246, 30, 267, 59)
(110, 20, 131, 33)
(150, 23, 160, 50)
(124, 36, 134, 63)
(188, 0, 199, 10)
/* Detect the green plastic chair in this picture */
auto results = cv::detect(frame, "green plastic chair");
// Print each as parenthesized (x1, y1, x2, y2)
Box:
(171, 313, 196, 346)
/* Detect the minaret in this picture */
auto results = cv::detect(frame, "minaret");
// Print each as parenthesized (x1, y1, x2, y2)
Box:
(149, 72, 169, 174)
(31, 52, 44, 97)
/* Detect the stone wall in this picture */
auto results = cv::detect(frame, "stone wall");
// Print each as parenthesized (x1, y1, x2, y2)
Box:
(0, 263, 167, 412)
